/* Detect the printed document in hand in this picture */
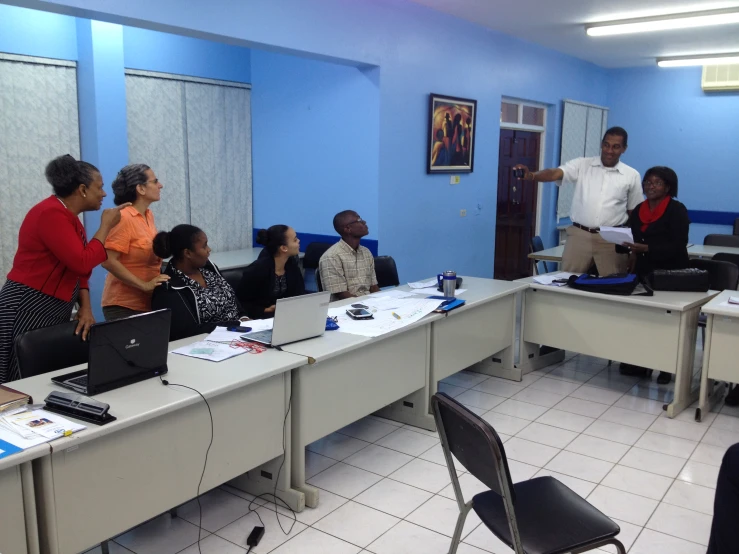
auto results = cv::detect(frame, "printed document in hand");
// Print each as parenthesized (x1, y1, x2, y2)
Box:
(328, 297, 443, 338)
(599, 227, 634, 245)
(171, 340, 247, 362)
(532, 272, 578, 286)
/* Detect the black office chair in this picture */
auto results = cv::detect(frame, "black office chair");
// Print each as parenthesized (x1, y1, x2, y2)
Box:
(733, 218, 739, 236)
(431, 392, 626, 554)
(15, 321, 88, 379)
(220, 267, 245, 291)
(689, 259, 739, 347)
(374, 255, 400, 288)
(529, 236, 550, 275)
(704, 234, 739, 248)
(303, 242, 333, 292)
(712, 252, 739, 270)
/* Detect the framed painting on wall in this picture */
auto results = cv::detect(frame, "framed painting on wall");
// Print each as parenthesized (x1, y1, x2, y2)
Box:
(427, 93, 477, 174)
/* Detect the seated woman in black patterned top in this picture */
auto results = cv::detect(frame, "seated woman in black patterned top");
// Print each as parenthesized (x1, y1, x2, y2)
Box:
(151, 224, 247, 340)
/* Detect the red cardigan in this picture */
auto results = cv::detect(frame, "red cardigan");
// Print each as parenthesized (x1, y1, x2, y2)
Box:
(7, 196, 107, 301)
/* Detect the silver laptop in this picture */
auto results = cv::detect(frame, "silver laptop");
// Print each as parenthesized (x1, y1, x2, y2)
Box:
(241, 291, 331, 347)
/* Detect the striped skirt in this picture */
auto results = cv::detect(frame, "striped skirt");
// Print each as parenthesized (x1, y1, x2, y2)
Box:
(0, 280, 77, 384)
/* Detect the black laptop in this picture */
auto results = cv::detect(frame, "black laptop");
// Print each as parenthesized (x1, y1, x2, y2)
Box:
(52, 309, 171, 395)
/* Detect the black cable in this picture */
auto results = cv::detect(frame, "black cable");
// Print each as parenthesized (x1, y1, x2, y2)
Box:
(159, 376, 213, 554)
(246, 385, 297, 535)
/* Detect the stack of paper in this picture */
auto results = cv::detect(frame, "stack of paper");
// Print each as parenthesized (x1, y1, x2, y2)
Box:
(0, 408, 86, 459)
(532, 272, 578, 286)
(408, 279, 438, 289)
(329, 297, 443, 338)
(599, 227, 634, 245)
(171, 340, 248, 362)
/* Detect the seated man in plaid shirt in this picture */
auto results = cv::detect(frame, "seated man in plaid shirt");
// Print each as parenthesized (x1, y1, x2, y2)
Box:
(319, 210, 380, 300)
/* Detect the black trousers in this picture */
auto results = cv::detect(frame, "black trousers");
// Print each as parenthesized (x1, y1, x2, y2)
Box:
(708, 443, 739, 554)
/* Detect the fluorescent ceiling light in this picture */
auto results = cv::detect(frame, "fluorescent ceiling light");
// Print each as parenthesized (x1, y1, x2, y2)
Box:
(657, 53, 739, 67)
(586, 8, 739, 36)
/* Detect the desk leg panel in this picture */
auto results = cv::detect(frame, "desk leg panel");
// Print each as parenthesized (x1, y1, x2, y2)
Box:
(0, 464, 29, 554)
(521, 289, 681, 372)
(667, 307, 700, 418)
(42, 375, 285, 554)
(291, 326, 428, 505)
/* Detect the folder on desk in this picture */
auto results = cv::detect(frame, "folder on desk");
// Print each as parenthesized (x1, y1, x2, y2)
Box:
(0, 437, 22, 459)
(427, 295, 466, 313)
(0, 384, 32, 414)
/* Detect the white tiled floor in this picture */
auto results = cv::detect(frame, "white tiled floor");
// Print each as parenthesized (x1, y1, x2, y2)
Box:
(85, 352, 737, 554)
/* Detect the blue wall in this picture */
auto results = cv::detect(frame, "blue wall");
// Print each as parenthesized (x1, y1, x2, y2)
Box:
(251, 50, 379, 240)
(0, 4, 77, 59)
(11, 0, 609, 284)
(607, 66, 739, 244)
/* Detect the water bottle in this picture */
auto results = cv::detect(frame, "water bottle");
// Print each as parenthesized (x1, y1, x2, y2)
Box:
(437, 270, 457, 297)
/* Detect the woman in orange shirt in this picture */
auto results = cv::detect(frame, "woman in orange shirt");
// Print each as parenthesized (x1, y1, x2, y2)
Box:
(101, 164, 169, 320)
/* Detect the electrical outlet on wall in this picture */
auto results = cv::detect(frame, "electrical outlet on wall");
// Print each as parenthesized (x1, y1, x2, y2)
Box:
(460, 209, 467, 217)
(450, 175, 460, 185)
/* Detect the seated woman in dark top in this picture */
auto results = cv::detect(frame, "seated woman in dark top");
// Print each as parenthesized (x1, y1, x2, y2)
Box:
(620, 166, 689, 384)
(237, 225, 305, 319)
(151, 224, 246, 340)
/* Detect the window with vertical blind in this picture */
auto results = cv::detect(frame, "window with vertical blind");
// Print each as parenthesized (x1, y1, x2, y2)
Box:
(125, 70, 253, 252)
(0, 53, 81, 284)
(557, 100, 609, 221)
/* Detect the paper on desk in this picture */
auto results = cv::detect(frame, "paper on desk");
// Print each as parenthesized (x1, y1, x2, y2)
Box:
(718, 299, 739, 308)
(410, 287, 467, 296)
(599, 227, 634, 245)
(408, 279, 437, 289)
(171, 340, 247, 362)
(0, 408, 85, 449)
(532, 272, 578, 286)
(370, 289, 417, 299)
(328, 297, 443, 338)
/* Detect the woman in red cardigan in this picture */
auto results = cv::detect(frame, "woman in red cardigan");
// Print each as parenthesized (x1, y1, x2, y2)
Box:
(0, 155, 129, 383)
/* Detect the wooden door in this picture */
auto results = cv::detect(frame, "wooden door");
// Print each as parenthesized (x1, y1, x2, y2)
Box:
(494, 130, 540, 280)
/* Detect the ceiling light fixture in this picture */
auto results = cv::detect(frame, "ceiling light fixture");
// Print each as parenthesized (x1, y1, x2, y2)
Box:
(586, 8, 739, 36)
(657, 53, 739, 67)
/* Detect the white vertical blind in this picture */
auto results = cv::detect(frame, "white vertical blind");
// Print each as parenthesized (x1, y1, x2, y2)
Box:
(0, 55, 80, 283)
(557, 100, 609, 220)
(125, 71, 253, 251)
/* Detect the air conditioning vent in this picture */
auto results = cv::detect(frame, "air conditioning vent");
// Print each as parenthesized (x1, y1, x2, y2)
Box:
(702, 64, 739, 91)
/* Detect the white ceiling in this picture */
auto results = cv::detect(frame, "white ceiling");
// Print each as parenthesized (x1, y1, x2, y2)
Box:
(408, 0, 739, 67)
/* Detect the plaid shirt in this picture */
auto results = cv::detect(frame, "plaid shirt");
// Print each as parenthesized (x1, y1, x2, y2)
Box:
(319, 239, 378, 298)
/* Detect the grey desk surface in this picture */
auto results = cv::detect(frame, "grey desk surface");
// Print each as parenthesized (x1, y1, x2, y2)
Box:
(528, 243, 739, 263)
(9, 335, 305, 451)
(700, 290, 739, 317)
(517, 274, 719, 312)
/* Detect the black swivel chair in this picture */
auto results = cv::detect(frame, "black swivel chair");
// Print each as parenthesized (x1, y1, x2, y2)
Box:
(712, 252, 739, 270)
(689, 259, 739, 347)
(431, 392, 626, 554)
(303, 242, 333, 292)
(220, 267, 245, 292)
(704, 234, 739, 248)
(15, 321, 88, 379)
(529, 236, 550, 275)
(374, 255, 400, 288)
(733, 218, 739, 236)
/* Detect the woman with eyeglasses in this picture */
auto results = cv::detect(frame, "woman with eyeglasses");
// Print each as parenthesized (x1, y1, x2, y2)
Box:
(100, 164, 169, 320)
(619, 166, 689, 384)
(236, 225, 305, 319)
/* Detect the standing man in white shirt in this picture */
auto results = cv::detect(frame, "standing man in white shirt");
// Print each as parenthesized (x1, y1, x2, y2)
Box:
(515, 127, 642, 275)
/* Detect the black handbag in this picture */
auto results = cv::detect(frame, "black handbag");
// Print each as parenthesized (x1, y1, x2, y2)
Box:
(647, 268, 710, 292)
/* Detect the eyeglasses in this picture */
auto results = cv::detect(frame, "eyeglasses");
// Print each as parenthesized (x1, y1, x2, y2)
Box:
(347, 218, 366, 226)
(643, 180, 665, 188)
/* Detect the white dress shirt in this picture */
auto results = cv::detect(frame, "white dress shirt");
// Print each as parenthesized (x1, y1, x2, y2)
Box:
(558, 156, 642, 228)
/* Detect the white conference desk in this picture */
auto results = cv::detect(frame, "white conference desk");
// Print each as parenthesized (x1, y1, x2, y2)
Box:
(697, 290, 739, 421)
(516, 275, 718, 418)
(279, 277, 525, 507)
(0, 444, 47, 554)
(11, 337, 306, 554)
(529, 243, 739, 264)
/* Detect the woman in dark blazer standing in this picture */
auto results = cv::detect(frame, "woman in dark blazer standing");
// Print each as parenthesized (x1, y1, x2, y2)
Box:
(620, 166, 689, 384)
(237, 225, 305, 319)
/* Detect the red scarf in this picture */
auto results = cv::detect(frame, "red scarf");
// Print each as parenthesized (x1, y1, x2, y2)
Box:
(639, 196, 671, 232)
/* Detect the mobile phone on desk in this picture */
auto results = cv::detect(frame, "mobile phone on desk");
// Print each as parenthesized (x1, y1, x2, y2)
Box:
(228, 326, 252, 333)
(346, 308, 373, 320)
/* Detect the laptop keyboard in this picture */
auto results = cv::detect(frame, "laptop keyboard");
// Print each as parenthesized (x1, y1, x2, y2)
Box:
(241, 330, 273, 343)
(67, 375, 88, 387)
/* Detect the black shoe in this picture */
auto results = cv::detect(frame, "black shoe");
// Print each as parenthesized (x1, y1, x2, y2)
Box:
(619, 362, 649, 377)
(657, 371, 672, 385)
(726, 385, 739, 407)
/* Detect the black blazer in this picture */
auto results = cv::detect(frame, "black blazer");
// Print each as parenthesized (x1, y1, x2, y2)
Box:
(627, 199, 690, 276)
(236, 255, 305, 319)
(151, 260, 243, 341)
